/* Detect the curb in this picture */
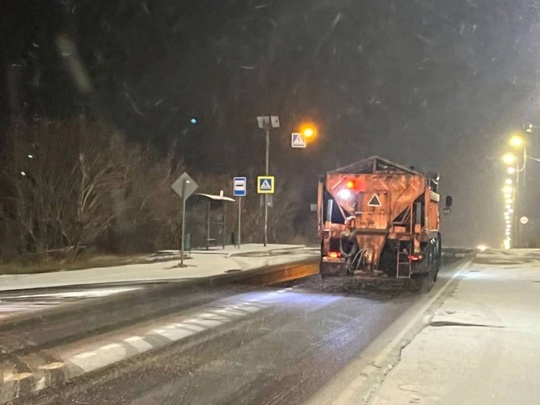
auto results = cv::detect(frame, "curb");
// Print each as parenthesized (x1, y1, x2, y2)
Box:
(226, 245, 307, 258)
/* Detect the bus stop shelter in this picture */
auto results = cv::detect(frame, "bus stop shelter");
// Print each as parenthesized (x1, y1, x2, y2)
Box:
(187, 192, 235, 249)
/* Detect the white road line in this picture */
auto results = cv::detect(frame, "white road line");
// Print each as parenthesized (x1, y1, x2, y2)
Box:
(73, 352, 96, 359)
(174, 322, 206, 332)
(100, 343, 121, 350)
(38, 362, 65, 370)
(186, 318, 223, 327)
(124, 336, 153, 352)
(3, 372, 33, 382)
(56, 300, 268, 387)
(153, 327, 195, 341)
(124, 336, 143, 342)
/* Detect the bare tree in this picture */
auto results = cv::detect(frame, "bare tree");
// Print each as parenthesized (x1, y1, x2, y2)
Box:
(1, 119, 128, 258)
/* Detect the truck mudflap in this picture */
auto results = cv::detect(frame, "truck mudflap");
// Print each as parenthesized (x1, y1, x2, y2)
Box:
(320, 259, 348, 278)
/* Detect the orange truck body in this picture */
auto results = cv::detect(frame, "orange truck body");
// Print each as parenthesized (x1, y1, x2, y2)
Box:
(318, 156, 445, 279)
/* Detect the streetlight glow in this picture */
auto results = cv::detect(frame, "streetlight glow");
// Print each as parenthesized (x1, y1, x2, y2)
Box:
(507, 167, 516, 175)
(502, 152, 517, 165)
(503, 185, 513, 193)
(509, 134, 525, 148)
(505, 178, 513, 185)
(299, 122, 318, 139)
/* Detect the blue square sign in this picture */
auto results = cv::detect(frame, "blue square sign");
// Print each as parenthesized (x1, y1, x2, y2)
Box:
(233, 177, 247, 197)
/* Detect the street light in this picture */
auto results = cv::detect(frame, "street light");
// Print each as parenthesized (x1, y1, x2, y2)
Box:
(503, 185, 513, 193)
(502, 152, 517, 165)
(299, 123, 318, 141)
(507, 131, 528, 249)
(509, 134, 525, 148)
(505, 178, 513, 185)
(507, 167, 516, 175)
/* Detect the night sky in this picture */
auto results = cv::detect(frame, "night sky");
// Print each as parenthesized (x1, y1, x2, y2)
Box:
(3, 0, 540, 247)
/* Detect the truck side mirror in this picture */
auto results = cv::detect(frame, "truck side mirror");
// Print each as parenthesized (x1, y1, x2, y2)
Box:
(443, 196, 453, 215)
(445, 196, 453, 208)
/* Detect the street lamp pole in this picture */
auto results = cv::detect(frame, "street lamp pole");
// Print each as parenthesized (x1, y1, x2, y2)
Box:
(257, 115, 279, 247)
(264, 125, 270, 247)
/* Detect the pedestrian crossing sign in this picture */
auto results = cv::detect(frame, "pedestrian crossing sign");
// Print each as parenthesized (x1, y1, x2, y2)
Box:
(257, 176, 275, 194)
(291, 132, 306, 148)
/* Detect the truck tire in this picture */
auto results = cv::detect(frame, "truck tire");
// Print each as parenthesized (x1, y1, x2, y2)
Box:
(412, 272, 434, 293)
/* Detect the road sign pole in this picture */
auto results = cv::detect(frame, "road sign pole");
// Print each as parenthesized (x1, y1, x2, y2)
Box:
(180, 179, 187, 267)
(264, 126, 269, 247)
(171, 172, 198, 266)
(238, 196, 242, 248)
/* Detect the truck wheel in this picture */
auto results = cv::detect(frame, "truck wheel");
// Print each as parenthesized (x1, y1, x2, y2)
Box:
(412, 272, 434, 293)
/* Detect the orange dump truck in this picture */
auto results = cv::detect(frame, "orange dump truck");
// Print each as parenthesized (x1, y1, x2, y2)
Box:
(317, 156, 452, 288)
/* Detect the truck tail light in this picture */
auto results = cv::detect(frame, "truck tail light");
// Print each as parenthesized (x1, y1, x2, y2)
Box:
(328, 251, 341, 258)
(408, 254, 423, 262)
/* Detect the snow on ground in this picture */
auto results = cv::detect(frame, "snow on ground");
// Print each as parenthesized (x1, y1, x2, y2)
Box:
(0, 244, 316, 292)
(369, 250, 540, 405)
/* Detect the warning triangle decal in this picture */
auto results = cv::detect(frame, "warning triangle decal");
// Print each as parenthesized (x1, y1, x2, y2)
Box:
(260, 179, 272, 190)
(368, 194, 382, 207)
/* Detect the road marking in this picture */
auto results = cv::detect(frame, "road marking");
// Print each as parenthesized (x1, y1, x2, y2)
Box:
(188, 318, 223, 327)
(124, 336, 153, 352)
(73, 352, 96, 359)
(100, 343, 121, 350)
(38, 362, 65, 370)
(4, 372, 33, 382)
(124, 336, 143, 342)
(177, 322, 206, 331)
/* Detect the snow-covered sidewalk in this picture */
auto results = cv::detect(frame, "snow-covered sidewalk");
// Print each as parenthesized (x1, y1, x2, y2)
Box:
(0, 244, 317, 292)
(369, 249, 540, 405)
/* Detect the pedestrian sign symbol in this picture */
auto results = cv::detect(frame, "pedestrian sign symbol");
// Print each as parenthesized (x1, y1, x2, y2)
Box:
(257, 176, 275, 194)
(291, 132, 306, 148)
(368, 194, 382, 207)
